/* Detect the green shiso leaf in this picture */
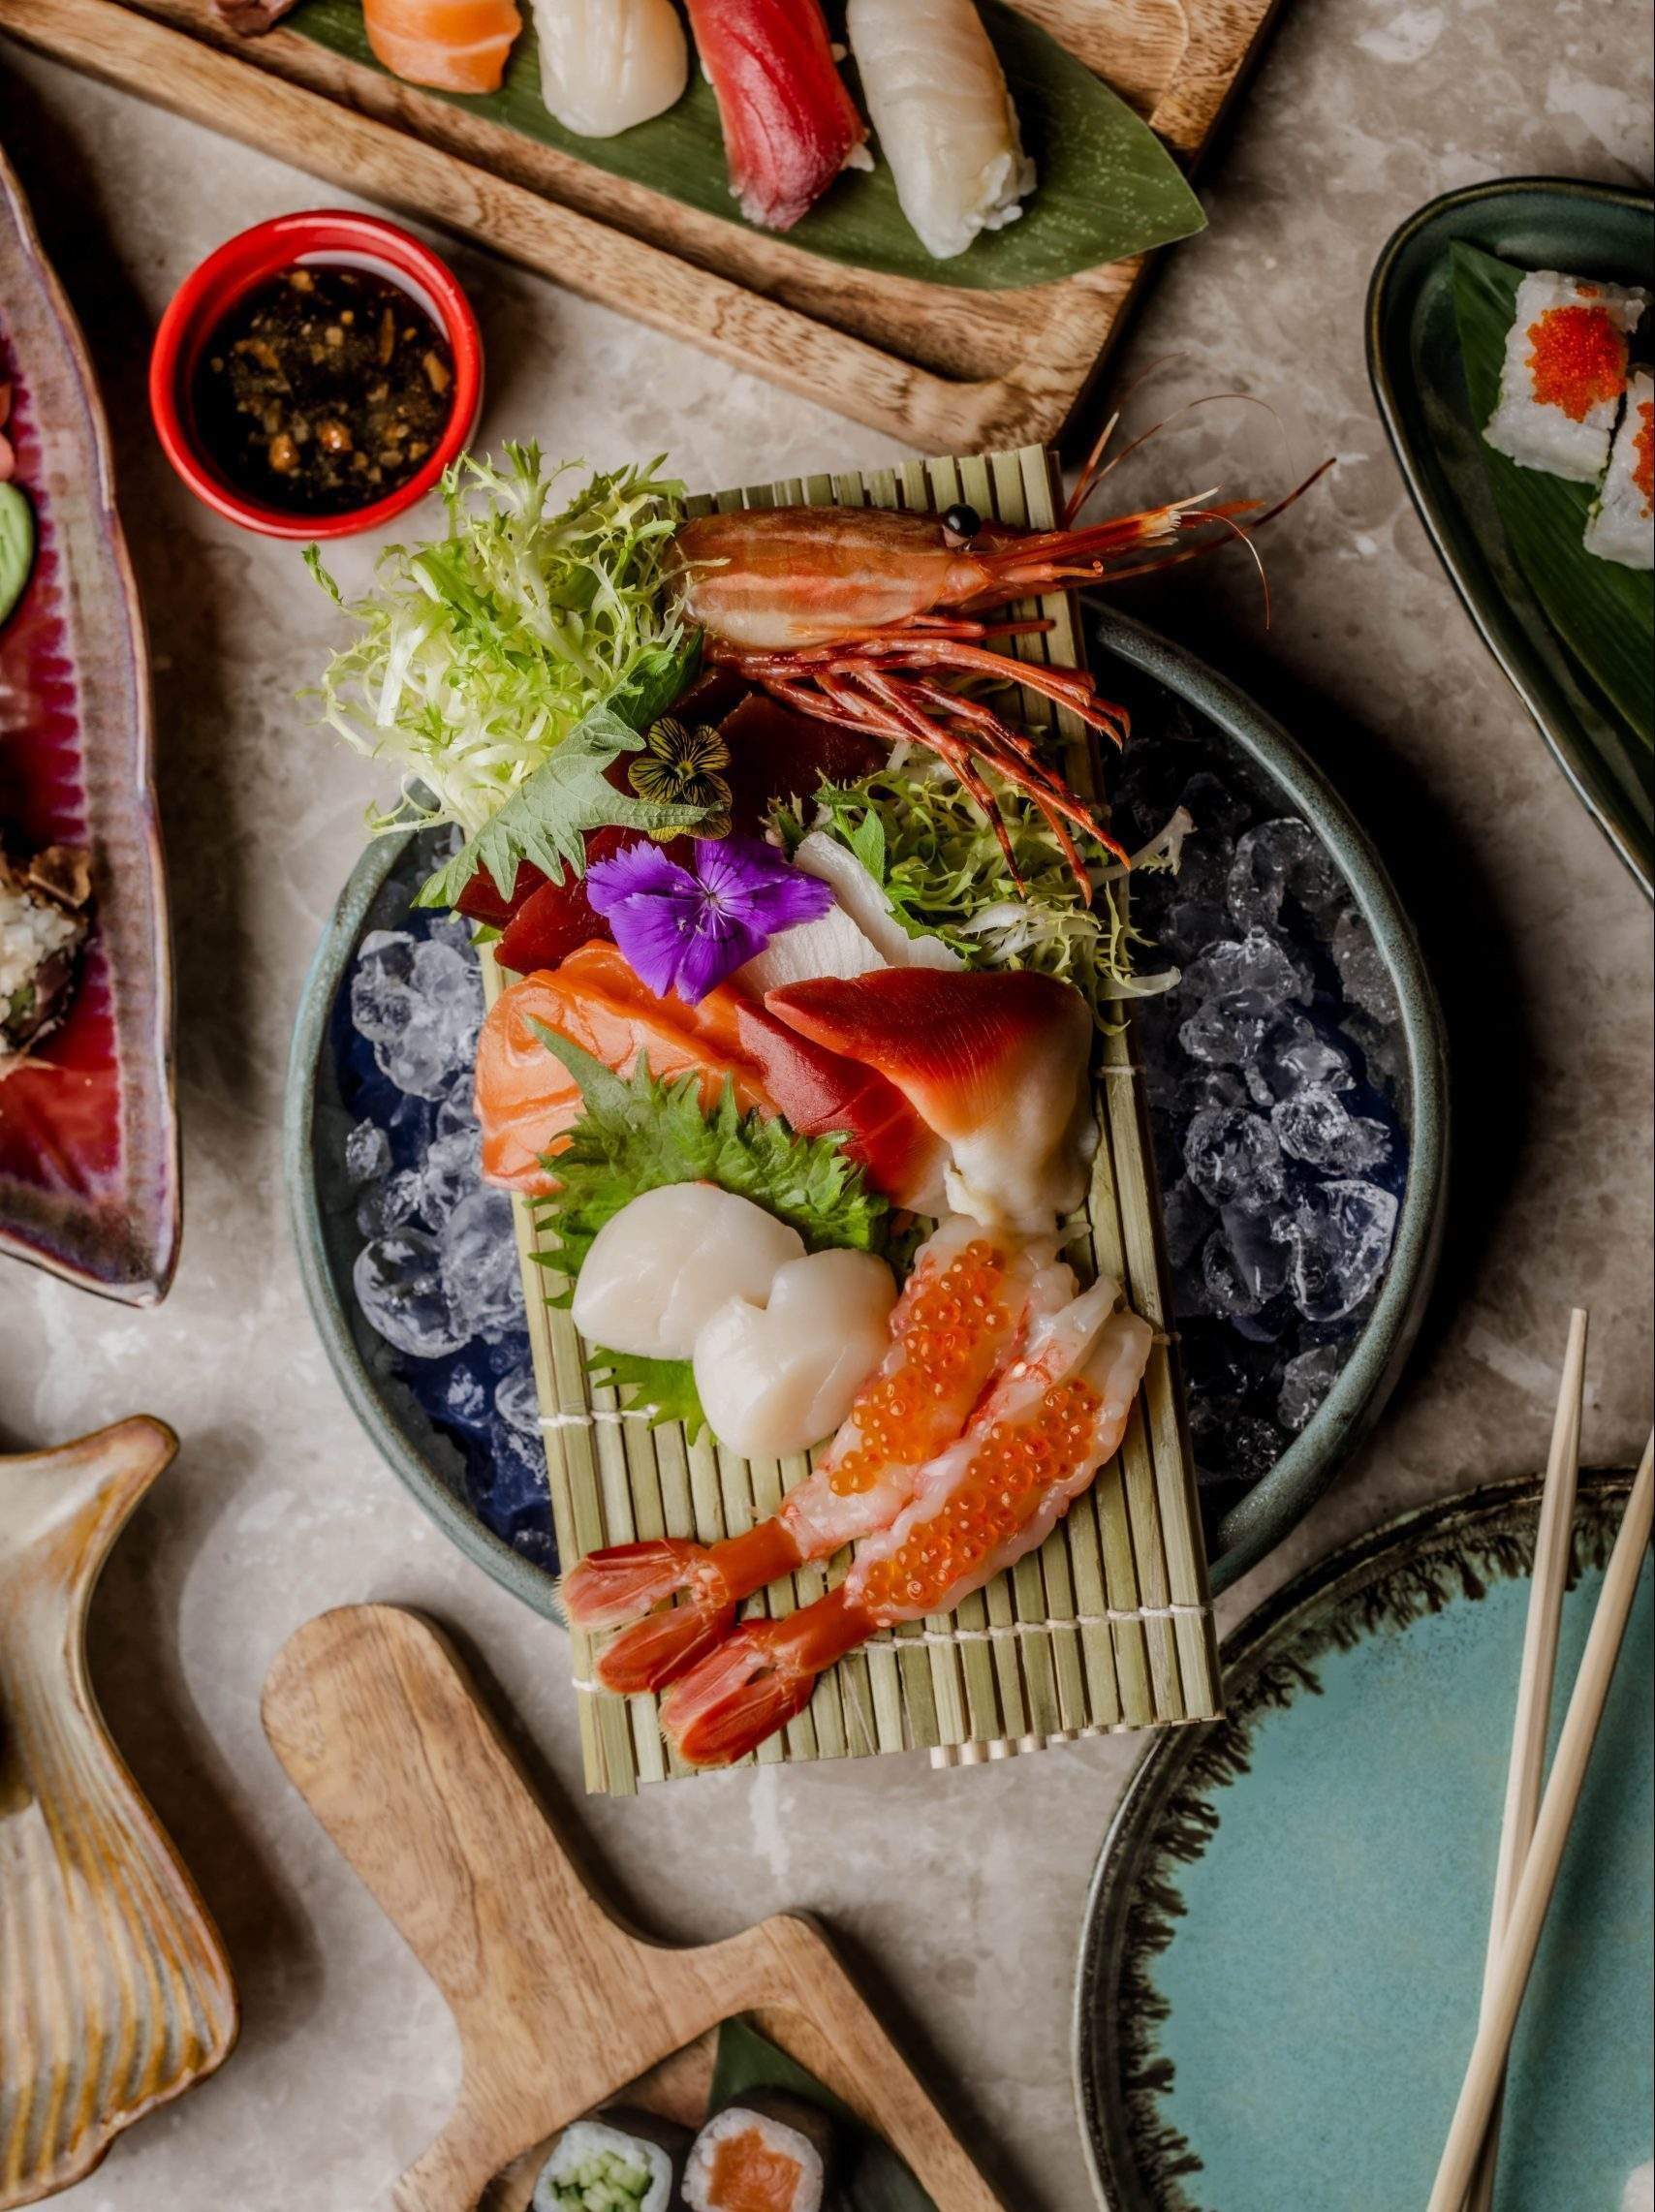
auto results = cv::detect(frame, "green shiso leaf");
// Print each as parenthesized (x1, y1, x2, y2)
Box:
(0, 483, 35, 630)
(525, 1023, 890, 1429)
(415, 701, 707, 908)
(710, 2019, 938, 2212)
(284, 0, 1203, 293)
(306, 446, 701, 862)
(1451, 240, 1654, 755)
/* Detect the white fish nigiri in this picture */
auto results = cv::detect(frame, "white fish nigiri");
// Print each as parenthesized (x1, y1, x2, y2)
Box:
(845, 0, 1035, 262)
(571, 1183, 802, 1359)
(693, 1249, 896, 1459)
(533, 0, 688, 139)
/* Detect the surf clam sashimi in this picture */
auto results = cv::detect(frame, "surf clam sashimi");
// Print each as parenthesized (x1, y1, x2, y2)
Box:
(570, 1182, 804, 1360)
(691, 1247, 897, 1461)
(766, 967, 1097, 1234)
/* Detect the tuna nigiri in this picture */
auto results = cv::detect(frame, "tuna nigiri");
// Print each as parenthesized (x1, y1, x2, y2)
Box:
(766, 969, 1095, 1233)
(362, 0, 522, 92)
(682, 0, 869, 232)
(846, 0, 1034, 261)
(533, 0, 688, 138)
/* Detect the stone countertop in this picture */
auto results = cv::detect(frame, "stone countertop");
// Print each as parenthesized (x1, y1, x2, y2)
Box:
(2, 12, 1651, 2208)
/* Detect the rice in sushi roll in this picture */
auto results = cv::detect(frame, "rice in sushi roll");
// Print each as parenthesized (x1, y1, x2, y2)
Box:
(1584, 365, 1654, 570)
(1483, 270, 1647, 483)
(683, 2094, 831, 2212)
(534, 2108, 688, 2212)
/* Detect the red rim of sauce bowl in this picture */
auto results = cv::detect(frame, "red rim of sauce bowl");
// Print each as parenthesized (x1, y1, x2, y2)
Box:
(149, 210, 483, 540)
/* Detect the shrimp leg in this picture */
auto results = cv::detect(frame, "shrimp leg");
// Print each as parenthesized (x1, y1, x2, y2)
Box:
(561, 1220, 1073, 1693)
(660, 1277, 1153, 1767)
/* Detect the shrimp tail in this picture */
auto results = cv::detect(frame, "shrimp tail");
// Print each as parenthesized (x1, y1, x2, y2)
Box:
(595, 1594, 739, 1696)
(562, 1539, 708, 1629)
(661, 1589, 866, 1766)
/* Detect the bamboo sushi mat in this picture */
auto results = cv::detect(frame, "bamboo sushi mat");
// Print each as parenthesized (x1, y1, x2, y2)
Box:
(490, 444, 1223, 1793)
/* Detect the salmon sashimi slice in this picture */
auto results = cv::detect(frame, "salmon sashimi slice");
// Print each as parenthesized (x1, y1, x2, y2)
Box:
(766, 968, 1096, 1233)
(476, 942, 946, 1208)
(363, 0, 522, 91)
(476, 944, 774, 1194)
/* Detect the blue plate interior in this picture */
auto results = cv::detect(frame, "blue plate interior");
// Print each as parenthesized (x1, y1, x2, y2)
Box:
(286, 608, 1448, 1617)
(1075, 1472, 1653, 2211)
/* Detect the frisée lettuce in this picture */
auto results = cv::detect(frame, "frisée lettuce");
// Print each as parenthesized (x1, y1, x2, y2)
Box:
(306, 446, 698, 845)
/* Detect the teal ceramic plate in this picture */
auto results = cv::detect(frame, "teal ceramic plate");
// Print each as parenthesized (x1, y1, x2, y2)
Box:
(286, 608, 1449, 1618)
(1367, 178, 1655, 898)
(1074, 1470, 1654, 2210)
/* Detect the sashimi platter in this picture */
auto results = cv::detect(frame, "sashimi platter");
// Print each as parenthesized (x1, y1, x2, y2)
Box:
(305, 436, 1350, 1790)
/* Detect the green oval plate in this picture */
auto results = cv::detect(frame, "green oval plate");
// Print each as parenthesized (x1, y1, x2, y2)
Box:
(285, 607, 1449, 1618)
(1367, 177, 1655, 898)
(1074, 1468, 1654, 2209)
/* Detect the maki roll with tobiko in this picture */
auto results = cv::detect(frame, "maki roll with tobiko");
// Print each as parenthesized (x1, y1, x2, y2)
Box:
(1584, 363, 1655, 571)
(1483, 269, 1647, 483)
(683, 2093, 833, 2211)
(533, 2108, 689, 2211)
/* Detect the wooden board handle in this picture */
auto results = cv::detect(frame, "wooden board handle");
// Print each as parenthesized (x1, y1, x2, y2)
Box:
(263, 1606, 1007, 2211)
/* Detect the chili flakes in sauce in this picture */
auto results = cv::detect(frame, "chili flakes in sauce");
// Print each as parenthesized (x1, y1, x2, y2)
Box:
(193, 265, 454, 514)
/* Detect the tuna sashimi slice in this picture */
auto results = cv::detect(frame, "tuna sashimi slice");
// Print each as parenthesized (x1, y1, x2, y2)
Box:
(765, 968, 1096, 1233)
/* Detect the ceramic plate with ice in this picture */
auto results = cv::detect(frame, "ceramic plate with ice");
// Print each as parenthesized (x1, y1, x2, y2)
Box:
(285, 608, 1448, 1618)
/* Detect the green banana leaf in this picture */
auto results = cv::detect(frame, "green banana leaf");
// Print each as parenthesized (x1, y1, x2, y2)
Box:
(1451, 239, 1655, 756)
(709, 2017, 940, 2212)
(287, 0, 1204, 291)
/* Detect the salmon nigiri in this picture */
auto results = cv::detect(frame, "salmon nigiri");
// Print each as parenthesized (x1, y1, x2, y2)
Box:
(363, 0, 522, 93)
(766, 968, 1095, 1234)
(476, 942, 946, 1208)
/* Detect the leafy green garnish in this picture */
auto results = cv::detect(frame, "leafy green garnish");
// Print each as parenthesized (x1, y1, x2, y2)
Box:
(307, 445, 700, 845)
(778, 759, 1184, 1013)
(415, 702, 707, 908)
(526, 1025, 890, 1430)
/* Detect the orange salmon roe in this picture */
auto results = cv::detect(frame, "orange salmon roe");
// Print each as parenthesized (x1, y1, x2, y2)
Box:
(1525, 304, 1627, 421)
(1634, 399, 1654, 510)
(857, 1377, 1102, 1614)
(828, 1241, 1011, 1496)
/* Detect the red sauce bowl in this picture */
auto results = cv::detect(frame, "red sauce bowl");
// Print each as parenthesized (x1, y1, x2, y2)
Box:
(149, 210, 483, 540)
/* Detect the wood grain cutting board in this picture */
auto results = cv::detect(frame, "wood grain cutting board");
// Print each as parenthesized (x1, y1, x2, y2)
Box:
(263, 1603, 1008, 2211)
(0, 0, 1282, 449)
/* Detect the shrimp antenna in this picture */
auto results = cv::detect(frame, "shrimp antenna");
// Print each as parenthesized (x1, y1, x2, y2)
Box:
(1062, 352, 1191, 524)
(1069, 391, 1303, 526)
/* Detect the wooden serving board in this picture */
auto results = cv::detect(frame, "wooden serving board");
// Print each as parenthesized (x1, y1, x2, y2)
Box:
(0, 0, 1281, 450)
(263, 1603, 1008, 2212)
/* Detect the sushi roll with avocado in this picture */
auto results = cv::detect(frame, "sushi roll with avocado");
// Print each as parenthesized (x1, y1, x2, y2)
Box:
(1483, 270, 1647, 483)
(683, 2092, 834, 2212)
(1, 837, 92, 1074)
(533, 2107, 689, 2212)
(1584, 365, 1654, 570)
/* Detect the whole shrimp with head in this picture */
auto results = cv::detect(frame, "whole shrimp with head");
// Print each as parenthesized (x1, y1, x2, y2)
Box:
(659, 1271, 1155, 1766)
(561, 1216, 1076, 1691)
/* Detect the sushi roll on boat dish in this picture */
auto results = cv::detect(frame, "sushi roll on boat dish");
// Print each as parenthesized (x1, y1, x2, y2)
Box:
(1483, 269, 1648, 483)
(534, 2108, 688, 2211)
(1584, 363, 1655, 570)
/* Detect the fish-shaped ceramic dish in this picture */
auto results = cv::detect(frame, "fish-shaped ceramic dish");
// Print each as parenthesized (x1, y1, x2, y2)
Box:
(0, 145, 178, 1303)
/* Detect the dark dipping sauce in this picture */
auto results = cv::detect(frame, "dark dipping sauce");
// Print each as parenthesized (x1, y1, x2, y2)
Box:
(191, 264, 454, 515)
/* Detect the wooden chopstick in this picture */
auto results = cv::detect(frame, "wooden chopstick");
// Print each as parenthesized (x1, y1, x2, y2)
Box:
(1464, 1310, 1588, 2212)
(1428, 1427, 1655, 2212)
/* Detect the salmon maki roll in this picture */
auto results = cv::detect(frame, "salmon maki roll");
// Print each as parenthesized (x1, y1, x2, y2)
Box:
(362, 0, 523, 93)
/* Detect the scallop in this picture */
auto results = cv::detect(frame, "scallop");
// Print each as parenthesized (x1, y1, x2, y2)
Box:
(693, 1248, 897, 1460)
(570, 1183, 804, 1360)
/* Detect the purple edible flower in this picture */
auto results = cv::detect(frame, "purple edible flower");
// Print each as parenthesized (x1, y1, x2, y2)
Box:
(586, 835, 833, 1005)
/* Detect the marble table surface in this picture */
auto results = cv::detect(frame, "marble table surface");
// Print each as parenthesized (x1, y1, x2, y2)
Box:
(2, 9, 1651, 2206)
